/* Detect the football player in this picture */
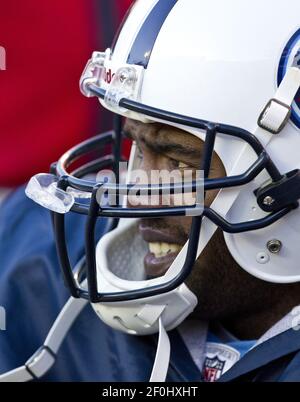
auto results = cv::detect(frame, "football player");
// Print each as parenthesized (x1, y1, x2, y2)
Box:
(2, 0, 300, 382)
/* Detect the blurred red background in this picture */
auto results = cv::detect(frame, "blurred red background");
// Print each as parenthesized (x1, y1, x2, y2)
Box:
(0, 0, 132, 187)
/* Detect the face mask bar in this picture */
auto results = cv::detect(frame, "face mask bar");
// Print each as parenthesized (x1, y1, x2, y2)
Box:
(50, 85, 299, 303)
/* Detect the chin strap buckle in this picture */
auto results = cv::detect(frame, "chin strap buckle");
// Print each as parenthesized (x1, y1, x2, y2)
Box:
(25, 346, 56, 380)
(258, 98, 292, 134)
(257, 66, 300, 135)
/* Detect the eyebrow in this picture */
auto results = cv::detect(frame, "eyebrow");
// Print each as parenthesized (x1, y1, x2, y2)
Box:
(123, 129, 202, 159)
(151, 140, 200, 158)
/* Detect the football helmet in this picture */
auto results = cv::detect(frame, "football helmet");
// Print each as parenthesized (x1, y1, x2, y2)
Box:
(24, 0, 300, 381)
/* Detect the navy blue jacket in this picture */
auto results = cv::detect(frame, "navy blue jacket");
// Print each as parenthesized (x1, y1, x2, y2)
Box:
(0, 187, 300, 382)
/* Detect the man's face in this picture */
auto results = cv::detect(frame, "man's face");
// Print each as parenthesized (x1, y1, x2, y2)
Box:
(124, 118, 223, 275)
(123, 118, 280, 321)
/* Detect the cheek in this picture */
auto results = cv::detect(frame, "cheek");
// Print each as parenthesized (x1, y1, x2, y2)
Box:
(171, 192, 196, 207)
(205, 189, 220, 206)
(182, 217, 193, 236)
(205, 160, 225, 206)
(169, 216, 192, 237)
(141, 149, 175, 173)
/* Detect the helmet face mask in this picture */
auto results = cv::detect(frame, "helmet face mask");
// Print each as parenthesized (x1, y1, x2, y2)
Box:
(45, 100, 295, 296)
(26, 0, 300, 335)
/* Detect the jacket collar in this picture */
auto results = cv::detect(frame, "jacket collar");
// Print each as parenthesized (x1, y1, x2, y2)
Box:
(218, 327, 300, 381)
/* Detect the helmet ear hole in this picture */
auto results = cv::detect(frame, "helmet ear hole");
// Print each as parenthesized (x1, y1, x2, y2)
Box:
(267, 240, 283, 254)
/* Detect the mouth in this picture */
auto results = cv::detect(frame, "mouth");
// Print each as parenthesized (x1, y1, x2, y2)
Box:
(139, 222, 184, 279)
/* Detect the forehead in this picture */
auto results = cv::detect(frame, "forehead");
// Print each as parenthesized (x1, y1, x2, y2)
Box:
(123, 119, 226, 173)
(123, 118, 202, 147)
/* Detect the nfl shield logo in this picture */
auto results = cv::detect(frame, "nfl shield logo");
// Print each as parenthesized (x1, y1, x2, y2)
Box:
(203, 356, 226, 382)
(278, 28, 300, 130)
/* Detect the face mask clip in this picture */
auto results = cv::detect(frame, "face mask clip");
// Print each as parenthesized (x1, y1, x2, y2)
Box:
(256, 169, 300, 212)
(79, 51, 106, 98)
(25, 173, 75, 214)
(104, 66, 143, 114)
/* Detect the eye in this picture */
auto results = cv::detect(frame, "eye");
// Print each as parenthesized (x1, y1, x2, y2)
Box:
(168, 158, 192, 170)
(178, 161, 190, 169)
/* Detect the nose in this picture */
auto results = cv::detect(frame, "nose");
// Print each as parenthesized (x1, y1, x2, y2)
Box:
(126, 146, 162, 208)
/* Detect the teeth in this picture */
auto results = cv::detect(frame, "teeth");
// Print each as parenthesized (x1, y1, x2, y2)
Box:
(149, 243, 161, 255)
(149, 242, 182, 258)
(161, 243, 170, 254)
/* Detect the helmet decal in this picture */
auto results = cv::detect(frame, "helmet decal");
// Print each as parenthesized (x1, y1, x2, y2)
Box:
(127, 0, 178, 68)
(278, 28, 300, 129)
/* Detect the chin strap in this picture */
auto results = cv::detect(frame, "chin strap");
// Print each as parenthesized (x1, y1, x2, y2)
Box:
(149, 318, 171, 382)
(0, 296, 171, 382)
(0, 297, 88, 382)
(258, 67, 300, 136)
